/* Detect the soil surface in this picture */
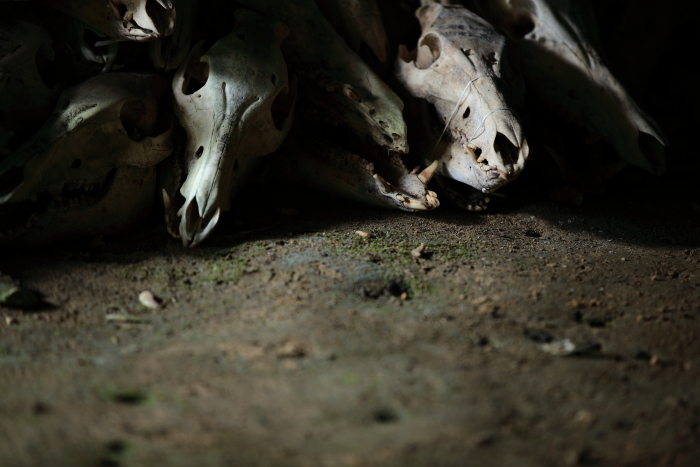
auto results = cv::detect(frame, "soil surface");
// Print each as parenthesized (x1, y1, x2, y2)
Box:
(1, 169, 699, 466)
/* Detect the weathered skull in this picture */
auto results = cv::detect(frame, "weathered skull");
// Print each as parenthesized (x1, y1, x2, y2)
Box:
(396, 2, 529, 194)
(238, 0, 407, 154)
(477, 0, 668, 174)
(0, 72, 174, 245)
(0, 18, 57, 140)
(36, 0, 176, 42)
(318, 0, 389, 62)
(171, 9, 296, 247)
(270, 134, 440, 212)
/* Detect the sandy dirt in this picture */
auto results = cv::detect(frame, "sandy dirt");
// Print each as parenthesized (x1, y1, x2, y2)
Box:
(1, 168, 699, 466)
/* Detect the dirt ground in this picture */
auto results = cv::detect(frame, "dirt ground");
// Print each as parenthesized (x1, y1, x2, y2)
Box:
(1, 163, 699, 466)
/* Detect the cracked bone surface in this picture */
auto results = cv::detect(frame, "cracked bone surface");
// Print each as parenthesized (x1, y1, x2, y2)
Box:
(35, 0, 176, 42)
(0, 72, 174, 245)
(172, 9, 296, 248)
(477, 0, 668, 175)
(238, 0, 407, 154)
(396, 2, 529, 194)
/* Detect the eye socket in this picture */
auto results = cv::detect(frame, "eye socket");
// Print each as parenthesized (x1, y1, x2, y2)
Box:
(416, 33, 441, 69)
(182, 59, 209, 95)
(512, 15, 535, 38)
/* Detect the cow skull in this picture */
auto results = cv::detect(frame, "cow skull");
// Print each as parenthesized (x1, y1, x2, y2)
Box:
(477, 0, 668, 174)
(0, 72, 174, 245)
(36, 0, 176, 42)
(396, 2, 529, 193)
(172, 9, 296, 247)
(238, 0, 407, 154)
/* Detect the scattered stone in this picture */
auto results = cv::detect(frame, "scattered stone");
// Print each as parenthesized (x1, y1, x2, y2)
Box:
(105, 314, 150, 324)
(471, 296, 489, 307)
(138, 290, 161, 310)
(355, 230, 372, 238)
(573, 410, 595, 425)
(4, 315, 18, 326)
(411, 243, 426, 258)
(277, 340, 307, 359)
(541, 339, 601, 357)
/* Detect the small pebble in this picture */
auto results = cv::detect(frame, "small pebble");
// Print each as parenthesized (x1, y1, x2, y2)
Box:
(355, 230, 372, 238)
(574, 410, 595, 425)
(5, 316, 18, 326)
(139, 291, 160, 310)
(411, 243, 426, 258)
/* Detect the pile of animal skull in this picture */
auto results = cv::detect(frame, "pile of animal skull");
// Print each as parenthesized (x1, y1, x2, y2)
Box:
(0, 0, 667, 247)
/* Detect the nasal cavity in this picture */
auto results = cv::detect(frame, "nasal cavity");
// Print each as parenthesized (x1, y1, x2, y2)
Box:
(183, 60, 209, 95)
(493, 132, 519, 167)
(463, 107, 471, 119)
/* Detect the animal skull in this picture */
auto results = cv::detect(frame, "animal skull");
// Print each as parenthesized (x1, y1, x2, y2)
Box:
(238, 0, 408, 154)
(0, 72, 174, 245)
(0, 18, 57, 142)
(172, 9, 296, 247)
(36, 0, 176, 42)
(396, 2, 529, 193)
(477, 0, 668, 174)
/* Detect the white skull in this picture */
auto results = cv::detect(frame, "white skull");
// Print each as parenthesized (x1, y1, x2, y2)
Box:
(0, 72, 174, 244)
(0, 18, 57, 141)
(36, 0, 176, 42)
(238, 0, 408, 154)
(396, 2, 529, 193)
(172, 9, 296, 247)
(478, 0, 668, 174)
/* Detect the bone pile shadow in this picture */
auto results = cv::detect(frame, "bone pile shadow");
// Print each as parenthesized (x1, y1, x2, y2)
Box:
(0, 0, 667, 247)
